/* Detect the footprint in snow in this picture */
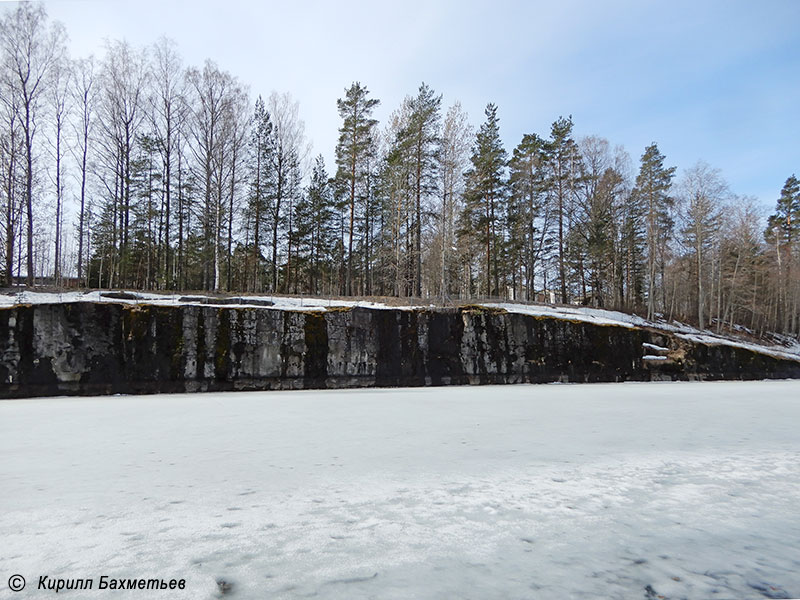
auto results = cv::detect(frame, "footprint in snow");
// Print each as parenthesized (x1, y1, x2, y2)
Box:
(216, 579, 234, 595)
(326, 572, 378, 585)
(748, 581, 792, 599)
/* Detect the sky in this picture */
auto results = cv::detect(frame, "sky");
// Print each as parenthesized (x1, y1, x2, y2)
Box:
(21, 0, 800, 211)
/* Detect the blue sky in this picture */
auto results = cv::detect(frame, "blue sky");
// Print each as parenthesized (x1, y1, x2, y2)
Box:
(40, 0, 800, 210)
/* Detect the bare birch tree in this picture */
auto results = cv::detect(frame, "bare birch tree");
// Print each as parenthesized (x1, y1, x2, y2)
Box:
(149, 37, 185, 288)
(678, 161, 727, 329)
(71, 56, 96, 283)
(0, 3, 65, 284)
(267, 91, 308, 292)
(97, 40, 148, 286)
(185, 60, 243, 290)
(48, 54, 71, 283)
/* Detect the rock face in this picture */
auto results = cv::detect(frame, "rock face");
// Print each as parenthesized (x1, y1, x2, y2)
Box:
(1, 302, 798, 399)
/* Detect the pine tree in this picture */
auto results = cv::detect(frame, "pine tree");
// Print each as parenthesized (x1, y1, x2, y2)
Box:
(129, 133, 162, 288)
(765, 174, 800, 333)
(335, 82, 379, 296)
(459, 103, 507, 297)
(619, 183, 645, 309)
(395, 82, 441, 296)
(548, 116, 580, 304)
(294, 155, 335, 294)
(509, 133, 550, 301)
(245, 96, 273, 292)
(767, 175, 800, 246)
(632, 143, 676, 319)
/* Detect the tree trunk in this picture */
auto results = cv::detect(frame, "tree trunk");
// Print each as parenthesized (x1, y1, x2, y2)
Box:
(24, 105, 34, 286)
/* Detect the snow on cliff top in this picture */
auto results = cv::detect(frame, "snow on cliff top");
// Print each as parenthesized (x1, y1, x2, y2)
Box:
(2, 290, 799, 362)
(0, 290, 395, 312)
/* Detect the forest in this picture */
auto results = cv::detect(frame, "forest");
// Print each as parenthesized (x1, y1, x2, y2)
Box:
(1, 4, 798, 338)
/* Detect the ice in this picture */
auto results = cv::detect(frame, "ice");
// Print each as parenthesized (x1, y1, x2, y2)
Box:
(2, 381, 800, 598)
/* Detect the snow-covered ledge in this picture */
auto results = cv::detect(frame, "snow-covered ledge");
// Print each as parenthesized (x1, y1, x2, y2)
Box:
(1, 295, 798, 399)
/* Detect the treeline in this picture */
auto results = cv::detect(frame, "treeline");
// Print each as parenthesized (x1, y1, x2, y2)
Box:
(1, 4, 799, 337)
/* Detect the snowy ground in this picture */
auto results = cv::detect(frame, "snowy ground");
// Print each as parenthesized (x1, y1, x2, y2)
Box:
(0, 289, 397, 312)
(3, 382, 800, 599)
(483, 302, 800, 363)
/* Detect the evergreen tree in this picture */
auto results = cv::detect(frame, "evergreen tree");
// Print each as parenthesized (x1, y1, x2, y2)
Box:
(335, 82, 379, 295)
(395, 82, 441, 296)
(129, 133, 162, 288)
(547, 116, 580, 304)
(766, 175, 800, 246)
(245, 96, 273, 291)
(294, 155, 335, 294)
(619, 182, 645, 309)
(765, 174, 800, 332)
(632, 143, 676, 319)
(459, 103, 507, 297)
(509, 133, 550, 300)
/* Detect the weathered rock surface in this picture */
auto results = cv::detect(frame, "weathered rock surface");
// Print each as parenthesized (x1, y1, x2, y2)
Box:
(0, 302, 798, 399)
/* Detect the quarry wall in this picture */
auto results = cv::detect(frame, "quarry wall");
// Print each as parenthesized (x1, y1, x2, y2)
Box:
(1, 302, 799, 399)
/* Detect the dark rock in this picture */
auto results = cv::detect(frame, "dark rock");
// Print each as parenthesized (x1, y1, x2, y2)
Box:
(100, 291, 140, 300)
(178, 296, 274, 307)
(0, 303, 798, 399)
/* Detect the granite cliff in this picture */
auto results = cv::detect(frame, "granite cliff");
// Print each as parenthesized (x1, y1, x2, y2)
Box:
(1, 301, 798, 399)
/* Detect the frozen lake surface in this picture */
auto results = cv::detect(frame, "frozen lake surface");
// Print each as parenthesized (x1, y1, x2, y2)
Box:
(2, 381, 800, 599)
